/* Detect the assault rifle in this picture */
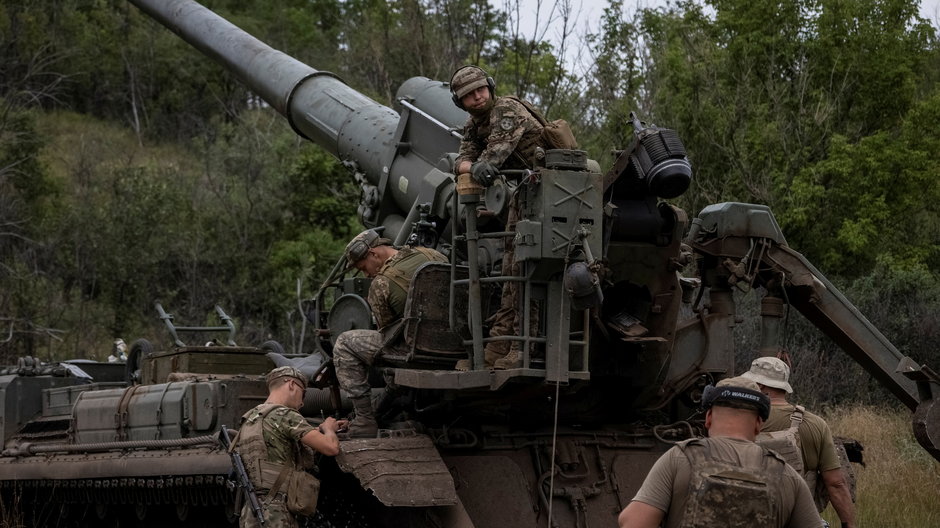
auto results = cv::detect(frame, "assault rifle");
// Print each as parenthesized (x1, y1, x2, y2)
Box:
(220, 424, 265, 525)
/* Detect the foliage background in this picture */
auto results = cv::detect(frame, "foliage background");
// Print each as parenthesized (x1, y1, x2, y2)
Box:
(2, 0, 940, 407)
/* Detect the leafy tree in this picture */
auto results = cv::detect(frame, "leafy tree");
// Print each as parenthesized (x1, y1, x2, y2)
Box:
(580, 0, 646, 159)
(636, 0, 936, 278)
(785, 91, 940, 274)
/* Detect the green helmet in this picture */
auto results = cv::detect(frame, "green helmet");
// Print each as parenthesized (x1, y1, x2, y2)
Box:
(450, 66, 494, 102)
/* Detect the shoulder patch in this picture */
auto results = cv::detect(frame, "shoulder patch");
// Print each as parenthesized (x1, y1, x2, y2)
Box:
(499, 116, 515, 131)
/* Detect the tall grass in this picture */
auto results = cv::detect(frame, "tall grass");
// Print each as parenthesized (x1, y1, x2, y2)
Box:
(822, 405, 940, 527)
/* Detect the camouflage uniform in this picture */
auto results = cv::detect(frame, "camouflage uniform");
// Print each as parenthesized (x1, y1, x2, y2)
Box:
(235, 403, 316, 528)
(454, 96, 544, 365)
(454, 96, 544, 172)
(483, 189, 537, 360)
(334, 246, 447, 400)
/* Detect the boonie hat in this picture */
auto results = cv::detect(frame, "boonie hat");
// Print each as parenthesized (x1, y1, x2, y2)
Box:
(344, 229, 392, 267)
(701, 375, 771, 420)
(266, 366, 307, 390)
(740, 356, 793, 393)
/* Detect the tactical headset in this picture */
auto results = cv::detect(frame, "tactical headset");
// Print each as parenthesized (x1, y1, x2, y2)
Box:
(700, 384, 771, 420)
(450, 65, 496, 110)
(345, 229, 382, 266)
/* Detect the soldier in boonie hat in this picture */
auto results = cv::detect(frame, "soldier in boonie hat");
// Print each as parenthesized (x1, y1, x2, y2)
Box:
(265, 365, 307, 390)
(737, 356, 857, 525)
(740, 356, 793, 394)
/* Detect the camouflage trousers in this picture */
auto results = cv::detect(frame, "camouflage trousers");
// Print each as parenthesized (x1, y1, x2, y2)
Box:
(333, 329, 383, 399)
(240, 495, 298, 528)
(487, 188, 539, 356)
(333, 329, 401, 399)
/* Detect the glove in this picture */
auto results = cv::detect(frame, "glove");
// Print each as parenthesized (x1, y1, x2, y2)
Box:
(470, 160, 500, 187)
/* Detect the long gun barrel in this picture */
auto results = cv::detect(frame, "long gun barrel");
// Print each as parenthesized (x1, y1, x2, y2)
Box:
(129, 0, 468, 241)
(220, 425, 265, 525)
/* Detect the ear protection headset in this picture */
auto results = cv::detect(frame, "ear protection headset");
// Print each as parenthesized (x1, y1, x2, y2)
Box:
(346, 229, 381, 266)
(701, 383, 771, 420)
(450, 65, 496, 110)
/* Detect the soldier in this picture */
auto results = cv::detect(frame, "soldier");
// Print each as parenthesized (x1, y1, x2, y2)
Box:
(741, 356, 857, 528)
(450, 65, 547, 370)
(234, 366, 346, 528)
(107, 338, 127, 363)
(617, 376, 822, 528)
(333, 229, 448, 437)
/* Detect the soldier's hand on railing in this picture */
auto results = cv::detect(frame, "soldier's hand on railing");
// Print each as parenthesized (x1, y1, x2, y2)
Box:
(470, 160, 499, 187)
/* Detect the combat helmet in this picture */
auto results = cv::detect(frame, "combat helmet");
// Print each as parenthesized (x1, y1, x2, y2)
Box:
(450, 66, 495, 108)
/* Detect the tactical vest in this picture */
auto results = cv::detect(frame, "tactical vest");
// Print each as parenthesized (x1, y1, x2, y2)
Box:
(678, 439, 787, 528)
(378, 246, 448, 319)
(756, 405, 806, 474)
(232, 403, 300, 493)
(754, 404, 830, 509)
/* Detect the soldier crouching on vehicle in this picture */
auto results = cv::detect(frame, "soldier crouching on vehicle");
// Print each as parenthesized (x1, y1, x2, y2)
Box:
(333, 229, 448, 437)
(233, 366, 346, 528)
(618, 376, 822, 528)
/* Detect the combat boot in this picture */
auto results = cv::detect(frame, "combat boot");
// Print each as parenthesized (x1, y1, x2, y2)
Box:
(455, 343, 507, 371)
(373, 385, 407, 417)
(493, 347, 523, 369)
(346, 396, 378, 438)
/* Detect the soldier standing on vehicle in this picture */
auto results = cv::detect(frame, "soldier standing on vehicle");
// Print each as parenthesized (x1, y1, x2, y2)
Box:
(617, 376, 822, 528)
(233, 366, 346, 527)
(333, 229, 448, 437)
(741, 356, 857, 528)
(450, 65, 548, 370)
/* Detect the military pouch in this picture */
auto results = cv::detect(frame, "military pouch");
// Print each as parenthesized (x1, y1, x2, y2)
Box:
(504, 95, 579, 150)
(541, 119, 578, 150)
(284, 469, 320, 516)
(254, 460, 285, 490)
(267, 462, 321, 516)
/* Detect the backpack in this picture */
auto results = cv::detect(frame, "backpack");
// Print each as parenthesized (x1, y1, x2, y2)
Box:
(504, 96, 578, 150)
(678, 439, 786, 528)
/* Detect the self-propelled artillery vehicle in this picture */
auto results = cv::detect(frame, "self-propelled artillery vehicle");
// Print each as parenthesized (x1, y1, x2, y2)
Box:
(1, 0, 938, 526)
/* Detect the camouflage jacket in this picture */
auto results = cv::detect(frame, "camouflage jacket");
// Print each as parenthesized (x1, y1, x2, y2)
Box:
(368, 246, 447, 331)
(454, 96, 544, 171)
